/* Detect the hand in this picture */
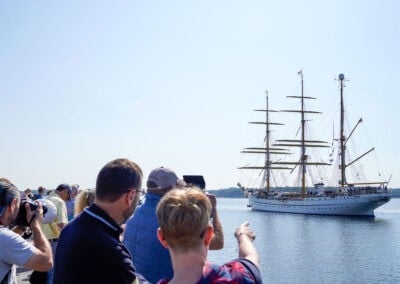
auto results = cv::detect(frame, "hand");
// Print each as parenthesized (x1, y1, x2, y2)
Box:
(234, 221, 256, 242)
(206, 193, 217, 209)
(206, 193, 217, 216)
(26, 201, 44, 227)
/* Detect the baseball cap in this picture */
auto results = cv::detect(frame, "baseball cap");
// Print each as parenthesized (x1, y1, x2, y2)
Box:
(147, 167, 186, 190)
(56, 183, 72, 200)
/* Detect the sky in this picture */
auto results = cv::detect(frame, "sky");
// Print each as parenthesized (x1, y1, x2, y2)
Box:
(1, 0, 399, 190)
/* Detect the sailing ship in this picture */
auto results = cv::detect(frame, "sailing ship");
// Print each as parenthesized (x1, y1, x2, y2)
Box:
(239, 72, 391, 216)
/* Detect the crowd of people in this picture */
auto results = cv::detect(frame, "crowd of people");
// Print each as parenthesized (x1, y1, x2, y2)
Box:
(0, 158, 262, 284)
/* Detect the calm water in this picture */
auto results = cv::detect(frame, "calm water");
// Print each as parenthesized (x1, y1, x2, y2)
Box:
(208, 198, 400, 284)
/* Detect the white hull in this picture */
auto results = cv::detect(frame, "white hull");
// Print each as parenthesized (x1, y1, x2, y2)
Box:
(249, 193, 391, 216)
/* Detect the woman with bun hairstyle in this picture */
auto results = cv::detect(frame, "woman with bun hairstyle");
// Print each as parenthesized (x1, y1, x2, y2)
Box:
(73, 190, 95, 217)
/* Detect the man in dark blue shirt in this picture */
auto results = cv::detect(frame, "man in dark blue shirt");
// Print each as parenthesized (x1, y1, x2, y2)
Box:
(54, 158, 143, 284)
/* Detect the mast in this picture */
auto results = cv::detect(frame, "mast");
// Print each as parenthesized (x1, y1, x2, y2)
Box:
(265, 92, 271, 191)
(339, 73, 346, 187)
(300, 71, 306, 193)
(239, 91, 291, 193)
(275, 70, 330, 197)
(337, 74, 377, 187)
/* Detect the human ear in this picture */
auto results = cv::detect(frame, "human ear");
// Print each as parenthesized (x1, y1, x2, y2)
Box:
(10, 198, 18, 211)
(157, 228, 169, 248)
(204, 225, 214, 246)
(125, 190, 135, 204)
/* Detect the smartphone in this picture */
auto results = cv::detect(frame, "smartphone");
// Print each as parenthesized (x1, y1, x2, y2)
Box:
(183, 175, 206, 191)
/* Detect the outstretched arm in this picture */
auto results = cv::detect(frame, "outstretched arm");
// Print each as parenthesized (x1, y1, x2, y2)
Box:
(234, 221, 260, 268)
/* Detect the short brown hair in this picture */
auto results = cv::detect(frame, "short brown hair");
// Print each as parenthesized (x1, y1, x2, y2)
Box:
(156, 188, 211, 250)
(38, 186, 46, 194)
(95, 158, 143, 202)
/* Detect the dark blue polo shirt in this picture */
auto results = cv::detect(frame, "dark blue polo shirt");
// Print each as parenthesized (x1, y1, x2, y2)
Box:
(54, 204, 137, 284)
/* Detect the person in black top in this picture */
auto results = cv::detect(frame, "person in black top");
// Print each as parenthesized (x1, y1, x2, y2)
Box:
(54, 158, 143, 284)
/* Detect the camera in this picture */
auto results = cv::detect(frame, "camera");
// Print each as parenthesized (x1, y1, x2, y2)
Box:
(15, 199, 48, 227)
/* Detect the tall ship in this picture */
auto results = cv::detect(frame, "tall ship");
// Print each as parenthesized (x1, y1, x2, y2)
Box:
(239, 72, 391, 216)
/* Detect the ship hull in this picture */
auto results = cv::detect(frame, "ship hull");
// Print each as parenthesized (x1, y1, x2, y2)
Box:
(249, 193, 391, 216)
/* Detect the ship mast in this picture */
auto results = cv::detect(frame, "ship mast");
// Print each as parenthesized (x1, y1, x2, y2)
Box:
(300, 71, 307, 192)
(337, 73, 376, 187)
(239, 91, 291, 193)
(274, 71, 330, 197)
(265, 92, 271, 190)
(339, 73, 346, 187)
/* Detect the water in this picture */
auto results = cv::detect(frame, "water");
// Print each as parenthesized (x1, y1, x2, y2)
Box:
(208, 198, 400, 284)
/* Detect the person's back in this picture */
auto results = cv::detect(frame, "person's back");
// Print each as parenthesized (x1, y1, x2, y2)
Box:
(125, 193, 173, 283)
(125, 167, 224, 283)
(55, 204, 136, 283)
(54, 158, 144, 284)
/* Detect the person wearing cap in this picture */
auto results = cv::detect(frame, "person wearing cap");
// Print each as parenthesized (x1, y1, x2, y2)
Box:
(156, 188, 262, 284)
(54, 158, 144, 284)
(124, 167, 224, 284)
(0, 178, 52, 284)
(40, 183, 70, 284)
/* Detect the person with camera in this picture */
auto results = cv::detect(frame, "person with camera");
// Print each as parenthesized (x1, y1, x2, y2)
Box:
(124, 167, 224, 284)
(0, 178, 52, 284)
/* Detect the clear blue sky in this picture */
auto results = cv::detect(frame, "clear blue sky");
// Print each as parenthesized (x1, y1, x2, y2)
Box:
(1, 1, 399, 190)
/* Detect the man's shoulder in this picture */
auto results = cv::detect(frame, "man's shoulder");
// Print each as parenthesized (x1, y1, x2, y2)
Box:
(62, 214, 116, 243)
(58, 218, 100, 259)
(126, 204, 157, 229)
(62, 214, 91, 234)
(0, 227, 35, 264)
(0, 227, 18, 244)
(136, 201, 157, 215)
(0, 227, 27, 243)
(0, 226, 14, 235)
